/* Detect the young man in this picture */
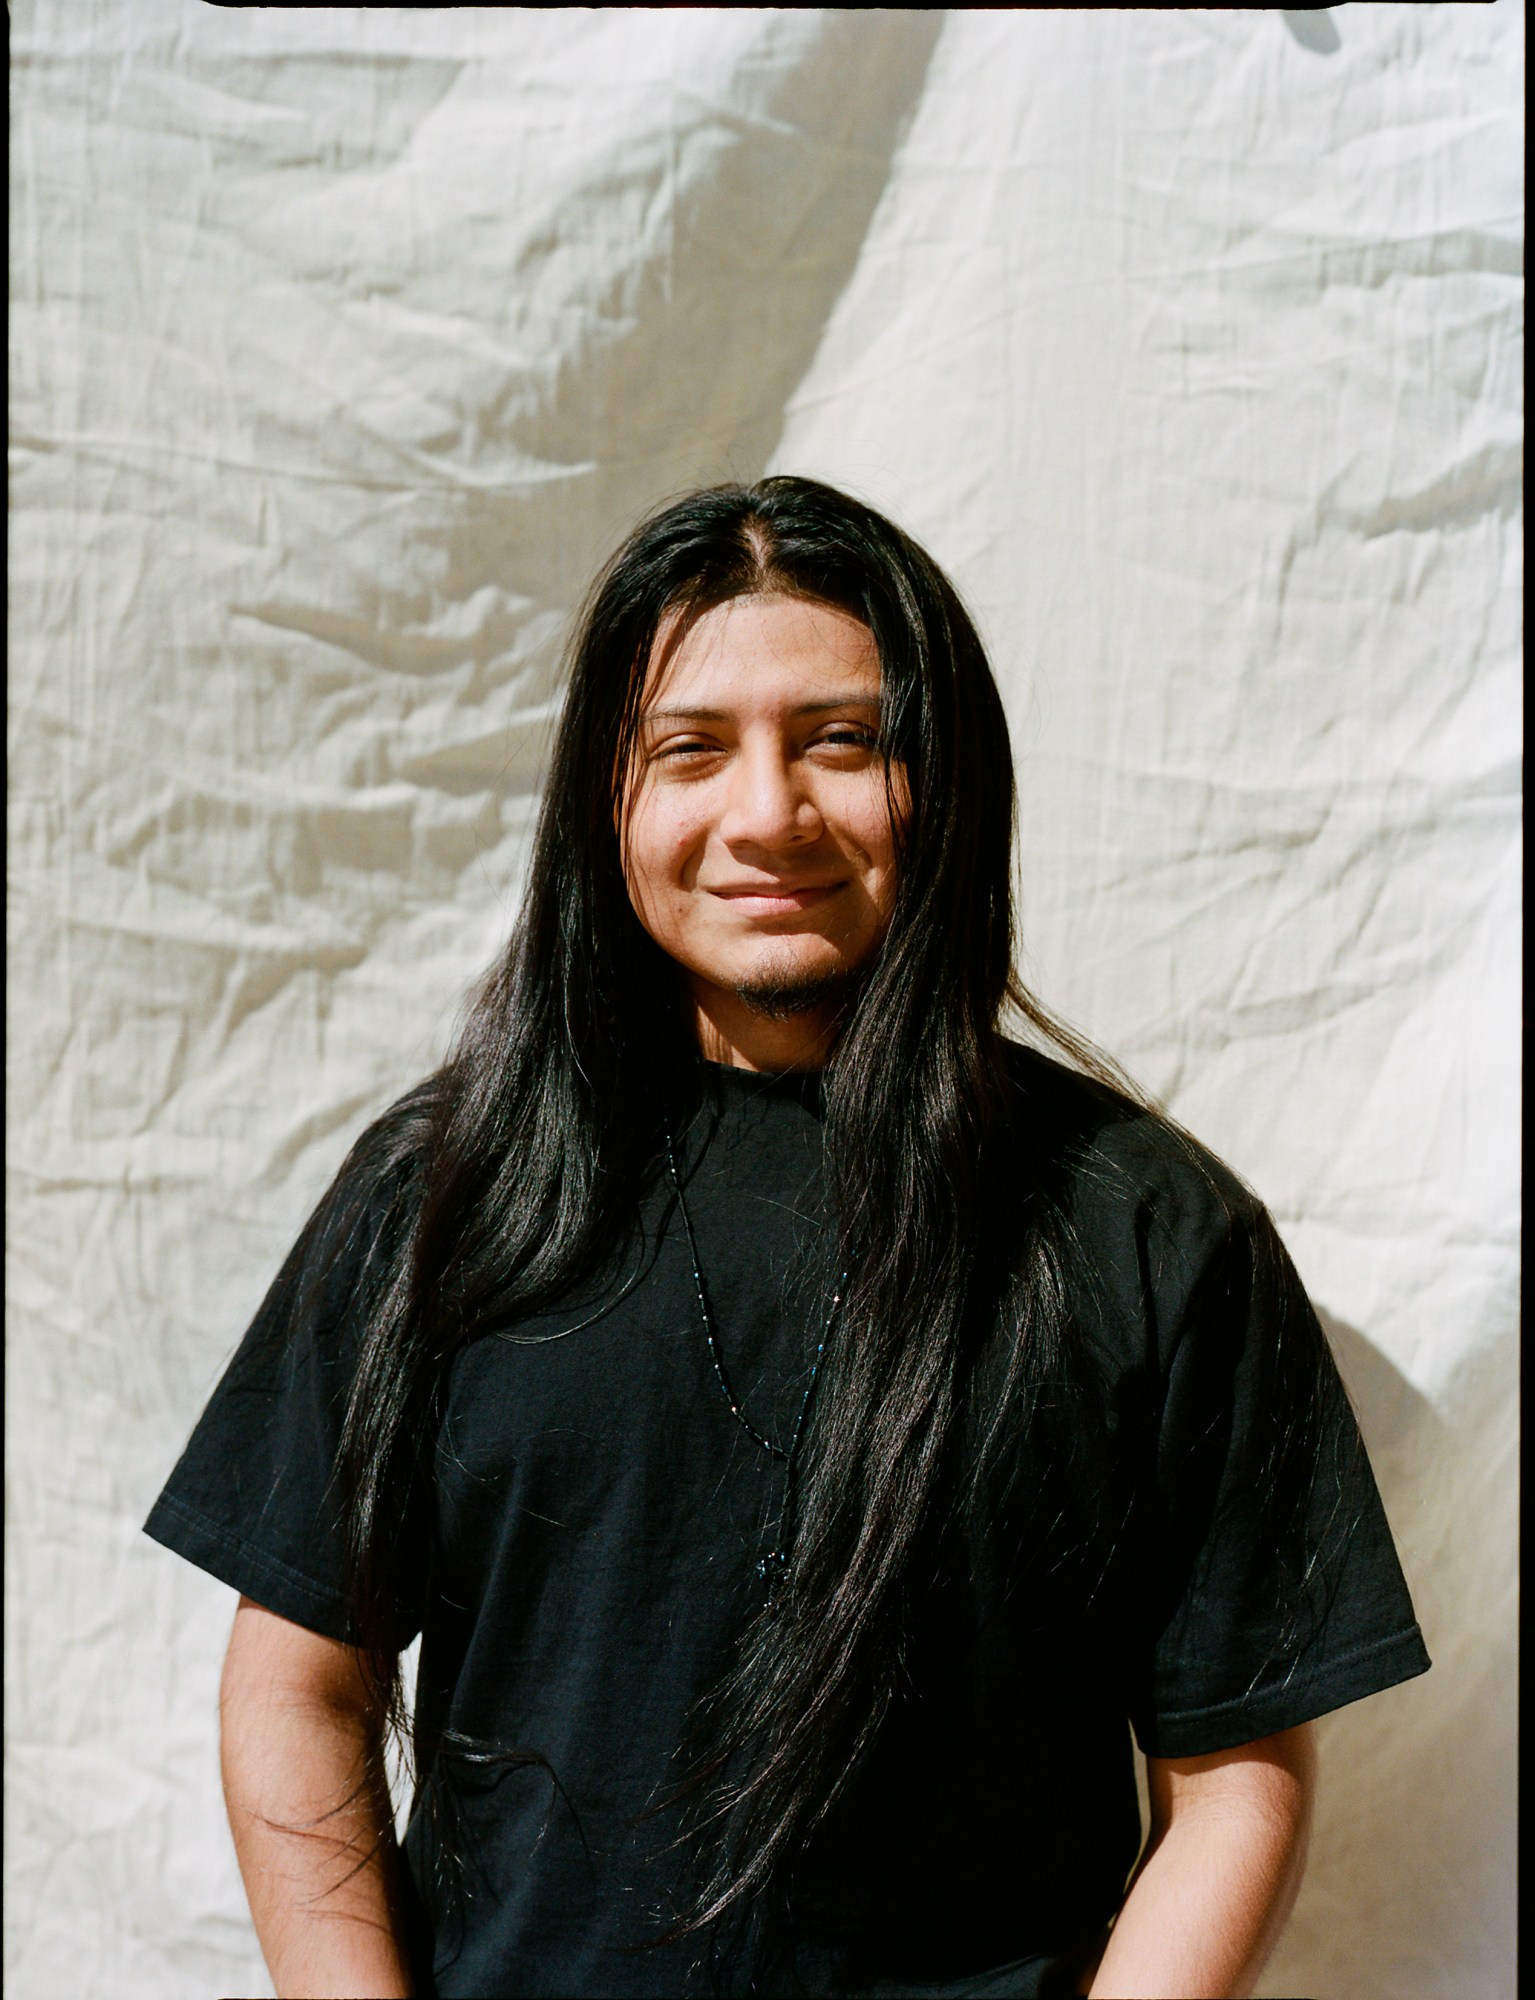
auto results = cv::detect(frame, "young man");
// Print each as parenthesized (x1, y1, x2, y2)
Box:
(147, 477, 1429, 1999)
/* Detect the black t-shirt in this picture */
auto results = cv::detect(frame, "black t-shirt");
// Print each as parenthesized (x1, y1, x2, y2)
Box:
(145, 1046, 1429, 1999)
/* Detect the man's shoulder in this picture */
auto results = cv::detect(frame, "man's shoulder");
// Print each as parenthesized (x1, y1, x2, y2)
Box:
(999, 1037, 1260, 1246)
(286, 1078, 439, 1291)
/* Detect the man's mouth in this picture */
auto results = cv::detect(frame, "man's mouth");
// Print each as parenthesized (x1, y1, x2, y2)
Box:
(708, 882, 844, 915)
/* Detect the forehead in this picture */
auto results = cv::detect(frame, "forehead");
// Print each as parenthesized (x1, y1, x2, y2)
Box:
(644, 594, 880, 708)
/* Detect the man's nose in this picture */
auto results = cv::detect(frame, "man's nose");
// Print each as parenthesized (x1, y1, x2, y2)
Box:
(717, 741, 822, 848)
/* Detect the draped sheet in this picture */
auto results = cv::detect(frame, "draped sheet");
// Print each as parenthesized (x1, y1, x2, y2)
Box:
(7, 6, 1521, 1996)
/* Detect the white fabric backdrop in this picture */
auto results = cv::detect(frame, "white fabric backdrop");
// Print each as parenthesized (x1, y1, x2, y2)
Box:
(7, 6, 1521, 1997)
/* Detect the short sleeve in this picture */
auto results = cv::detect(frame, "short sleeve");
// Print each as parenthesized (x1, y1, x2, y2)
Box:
(1128, 1201, 1431, 1757)
(143, 1142, 426, 1650)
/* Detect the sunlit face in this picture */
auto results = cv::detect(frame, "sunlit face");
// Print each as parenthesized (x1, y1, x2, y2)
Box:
(621, 594, 907, 1060)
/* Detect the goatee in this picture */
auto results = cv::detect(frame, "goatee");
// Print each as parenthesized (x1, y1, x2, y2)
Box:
(732, 966, 860, 1023)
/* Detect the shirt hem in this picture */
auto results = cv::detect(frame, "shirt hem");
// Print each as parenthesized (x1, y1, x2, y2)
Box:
(143, 1488, 353, 1642)
(1134, 1621, 1432, 1756)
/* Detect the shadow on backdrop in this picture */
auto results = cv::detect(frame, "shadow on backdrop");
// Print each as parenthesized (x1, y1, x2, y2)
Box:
(1281, 10, 1344, 56)
(1283, 1308, 1515, 1999)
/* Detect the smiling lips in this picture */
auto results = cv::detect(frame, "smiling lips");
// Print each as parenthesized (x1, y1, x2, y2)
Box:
(708, 881, 845, 915)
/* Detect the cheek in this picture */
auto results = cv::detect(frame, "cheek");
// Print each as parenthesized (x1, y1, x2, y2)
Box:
(841, 779, 904, 881)
(623, 792, 705, 906)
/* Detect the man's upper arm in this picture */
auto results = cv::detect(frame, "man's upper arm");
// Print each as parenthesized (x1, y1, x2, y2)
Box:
(221, 1594, 383, 1720)
(1145, 1721, 1318, 1836)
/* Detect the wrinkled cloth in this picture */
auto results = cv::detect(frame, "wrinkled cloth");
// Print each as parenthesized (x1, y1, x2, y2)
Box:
(7, 6, 1519, 1999)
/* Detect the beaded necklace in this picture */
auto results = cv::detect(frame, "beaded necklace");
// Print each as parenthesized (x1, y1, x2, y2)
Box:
(663, 1120, 846, 1598)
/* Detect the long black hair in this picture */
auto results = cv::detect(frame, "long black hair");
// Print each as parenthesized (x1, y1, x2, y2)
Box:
(324, 475, 1347, 1951)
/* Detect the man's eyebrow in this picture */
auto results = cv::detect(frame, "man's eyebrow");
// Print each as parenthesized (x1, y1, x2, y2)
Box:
(639, 696, 883, 723)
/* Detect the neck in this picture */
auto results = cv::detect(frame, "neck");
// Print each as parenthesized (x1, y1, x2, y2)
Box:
(689, 981, 838, 1073)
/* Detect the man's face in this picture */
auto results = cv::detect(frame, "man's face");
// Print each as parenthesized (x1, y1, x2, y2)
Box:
(621, 593, 906, 1051)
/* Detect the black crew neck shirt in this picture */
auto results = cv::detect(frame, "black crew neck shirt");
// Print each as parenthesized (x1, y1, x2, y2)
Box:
(146, 1045, 1430, 1998)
